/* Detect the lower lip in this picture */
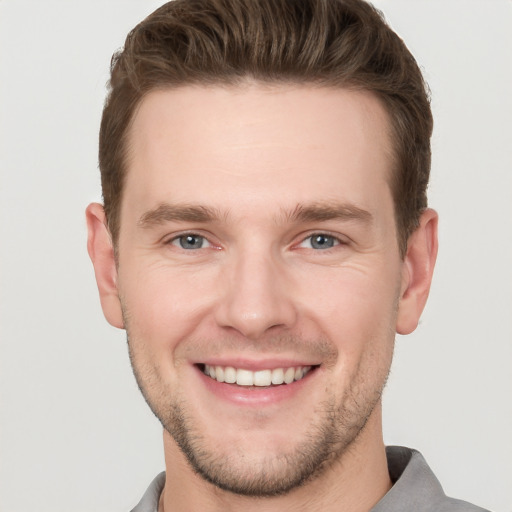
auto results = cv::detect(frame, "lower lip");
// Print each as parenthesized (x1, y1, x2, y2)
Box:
(196, 366, 316, 406)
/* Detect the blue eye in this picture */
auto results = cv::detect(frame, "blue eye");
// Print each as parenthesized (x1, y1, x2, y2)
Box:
(301, 234, 340, 250)
(172, 234, 210, 250)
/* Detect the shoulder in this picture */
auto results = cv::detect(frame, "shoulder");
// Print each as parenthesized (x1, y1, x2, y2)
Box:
(434, 496, 492, 512)
(375, 447, 491, 512)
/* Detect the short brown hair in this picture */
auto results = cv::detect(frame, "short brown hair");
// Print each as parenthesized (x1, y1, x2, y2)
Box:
(99, 0, 432, 256)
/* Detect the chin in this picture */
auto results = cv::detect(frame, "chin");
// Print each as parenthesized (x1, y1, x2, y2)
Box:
(156, 390, 374, 497)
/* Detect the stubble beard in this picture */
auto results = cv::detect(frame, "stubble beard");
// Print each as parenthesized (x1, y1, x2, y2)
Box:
(125, 331, 392, 497)
(158, 386, 383, 497)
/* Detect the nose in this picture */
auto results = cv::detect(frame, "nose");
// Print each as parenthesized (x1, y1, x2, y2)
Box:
(214, 248, 298, 340)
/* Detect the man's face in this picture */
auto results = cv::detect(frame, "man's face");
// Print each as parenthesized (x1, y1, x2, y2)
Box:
(113, 84, 407, 495)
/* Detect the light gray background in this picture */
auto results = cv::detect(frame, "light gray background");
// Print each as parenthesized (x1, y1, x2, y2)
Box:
(1, 1, 511, 511)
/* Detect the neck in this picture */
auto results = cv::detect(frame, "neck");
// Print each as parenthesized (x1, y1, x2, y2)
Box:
(159, 405, 391, 512)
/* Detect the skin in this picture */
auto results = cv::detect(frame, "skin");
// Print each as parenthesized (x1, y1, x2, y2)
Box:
(87, 84, 438, 512)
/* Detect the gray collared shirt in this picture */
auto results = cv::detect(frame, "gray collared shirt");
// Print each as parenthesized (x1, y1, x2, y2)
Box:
(131, 446, 490, 511)
(371, 446, 489, 511)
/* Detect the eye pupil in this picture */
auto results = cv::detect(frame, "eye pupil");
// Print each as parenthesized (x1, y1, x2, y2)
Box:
(311, 234, 334, 249)
(179, 235, 203, 249)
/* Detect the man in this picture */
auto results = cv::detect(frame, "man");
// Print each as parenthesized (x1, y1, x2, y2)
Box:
(86, 0, 489, 510)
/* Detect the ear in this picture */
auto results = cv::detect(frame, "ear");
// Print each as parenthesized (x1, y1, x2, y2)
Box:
(86, 203, 124, 329)
(396, 208, 438, 335)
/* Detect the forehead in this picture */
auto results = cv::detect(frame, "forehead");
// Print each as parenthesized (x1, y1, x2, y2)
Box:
(123, 84, 394, 219)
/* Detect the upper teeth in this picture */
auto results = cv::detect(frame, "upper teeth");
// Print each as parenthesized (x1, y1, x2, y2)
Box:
(203, 365, 312, 386)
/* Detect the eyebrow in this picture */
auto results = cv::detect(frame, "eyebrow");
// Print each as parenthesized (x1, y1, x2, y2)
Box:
(138, 203, 222, 228)
(284, 202, 373, 224)
(137, 201, 373, 229)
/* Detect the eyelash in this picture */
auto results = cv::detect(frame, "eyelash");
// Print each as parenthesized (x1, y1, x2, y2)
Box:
(166, 233, 212, 250)
(164, 232, 347, 252)
(296, 232, 347, 251)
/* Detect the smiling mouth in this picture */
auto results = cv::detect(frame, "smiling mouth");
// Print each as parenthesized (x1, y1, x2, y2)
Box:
(200, 364, 315, 387)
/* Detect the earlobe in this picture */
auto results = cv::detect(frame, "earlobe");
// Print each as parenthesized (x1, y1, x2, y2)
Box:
(396, 208, 438, 335)
(86, 203, 124, 329)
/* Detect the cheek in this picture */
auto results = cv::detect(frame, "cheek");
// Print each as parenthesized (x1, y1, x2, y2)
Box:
(307, 270, 398, 395)
(299, 264, 401, 335)
(295, 262, 400, 385)
(118, 262, 220, 351)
